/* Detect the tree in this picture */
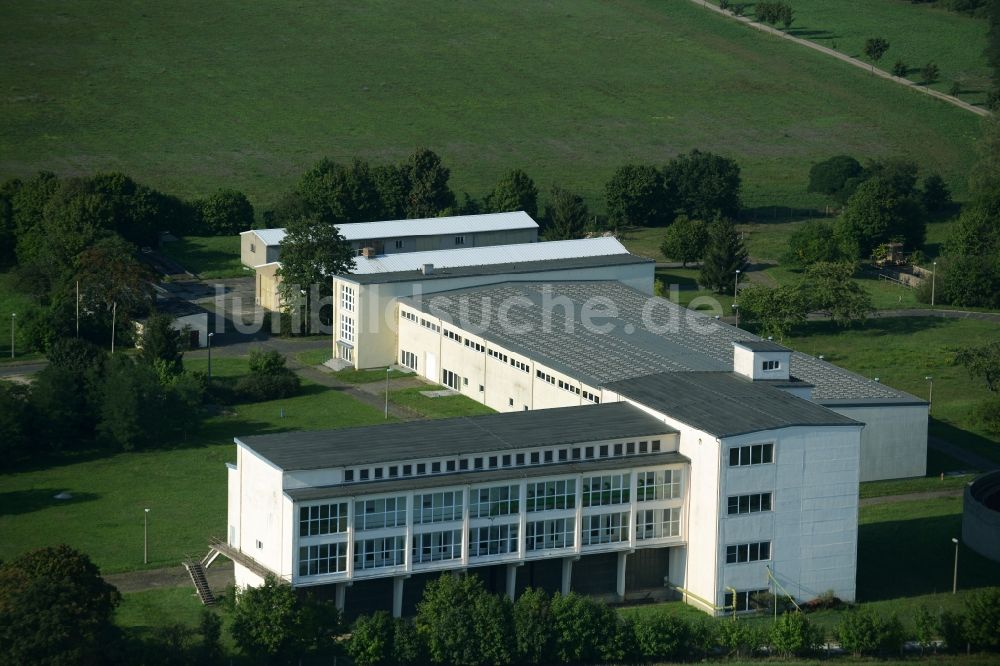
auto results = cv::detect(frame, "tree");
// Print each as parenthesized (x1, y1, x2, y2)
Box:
(782, 220, 843, 268)
(372, 164, 410, 220)
(393, 618, 425, 666)
(633, 612, 693, 662)
(543, 186, 588, 240)
(75, 234, 156, 329)
(0, 381, 31, 469)
(892, 59, 908, 77)
(955, 341, 1000, 391)
(834, 177, 925, 258)
(659, 216, 708, 266)
(921, 173, 952, 212)
(486, 169, 538, 219)
(296, 158, 386, 225)
(198, 609, 225, 664)
(0, 545, 122, 665)
(348, 611, 395, 666)
(230, 575, 339, 663)
(736, 284, 809, 339)
(549, 592, 618, 664)
(699, 219, 749, 293)
(139, 312, 184, 378)
(237, 348, 301, 401)
(938, 204, 1000, 308)
(415, 574, 512, 666)
(770, 612, 822, 657)
(923, 61, 941, 84)
(963, 587, 1000, 652)
(863, 37, 891, 72)
(513, 588, 555, 665)
(799, 261, 873, 325)
(29, 338, 107, 452)
(197, 189, 254, 235)
(0, 182, 16, 269)
(914, 606, 937, 654)
(836, 610, 905, 657)
(605, 164, 669, 228)
(807, 155, 864, 205)
(403, 149, 456, 218)
(663, 149, 742, 221)
(276, 214, 355, 328)
(99, 355, 171, 450)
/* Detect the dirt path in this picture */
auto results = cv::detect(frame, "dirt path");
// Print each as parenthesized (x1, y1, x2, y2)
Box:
(687, 0, 989, 117)
(104, 560, 234, 594)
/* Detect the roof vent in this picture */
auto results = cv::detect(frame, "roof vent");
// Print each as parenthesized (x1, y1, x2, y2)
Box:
(421, 263, 434, 275)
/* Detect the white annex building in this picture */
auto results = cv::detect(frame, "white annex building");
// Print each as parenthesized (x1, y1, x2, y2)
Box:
(222, 230, 928, 618)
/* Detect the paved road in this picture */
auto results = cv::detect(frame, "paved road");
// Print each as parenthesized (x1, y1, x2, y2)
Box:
(687, 0, 989, 117)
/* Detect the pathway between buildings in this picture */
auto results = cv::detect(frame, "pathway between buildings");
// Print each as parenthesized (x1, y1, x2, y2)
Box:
(686, 0, 989, 117)
(929, 434, 999, 472)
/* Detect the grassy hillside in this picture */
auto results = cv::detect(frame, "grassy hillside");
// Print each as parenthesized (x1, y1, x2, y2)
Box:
(756, 0, 993, 107)
(0, 1, 982, 213)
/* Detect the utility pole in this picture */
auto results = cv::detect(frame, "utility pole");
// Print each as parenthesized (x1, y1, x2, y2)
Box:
(385, 367, 390, 419)
(931, 261, 937, 307)
(144, 508, 150, 565)
(952, 537, 959, 594)
(111, 301, 117, 354)
(10, 312, 15, 359)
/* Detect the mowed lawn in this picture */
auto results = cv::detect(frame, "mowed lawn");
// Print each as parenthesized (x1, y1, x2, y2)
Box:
(756, 0, 993, 108)
(0, 369, 390, 573)
(159, 235, 247, 278)
(0, 1, 981, 212)
(786, 317, 1000, 465)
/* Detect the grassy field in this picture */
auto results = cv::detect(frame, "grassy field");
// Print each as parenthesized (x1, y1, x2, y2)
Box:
(743, 0, 993, 108)
(160, 236, 247, 278)
(334, 367, 412, 384)
(859, 473, 973, 500)
(391, 386, 497, 420)
(0, 1, 981, 214)
(786, 317, 1000, 465)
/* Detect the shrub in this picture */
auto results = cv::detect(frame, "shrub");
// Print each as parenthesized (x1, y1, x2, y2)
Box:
(248, 348, 288, 375)
(235, 371, 301, 402)
(964, 587, 1000, 652)
(513, 588, 554, 665)
(836, 609, 906, 657)
(939, 610, 968, 653)
(634, 612, 694, 661)
(770, 612, 822, 657)
(549, 592, 617, 664)
(393, 618, 425, 666)
(914, 606, 937, 653)
(717, 619, 767, 659)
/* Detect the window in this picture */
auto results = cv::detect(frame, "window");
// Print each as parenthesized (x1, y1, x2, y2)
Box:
(526, 518, 575, 551)
(626, 442, 635, 454)
(725, 589, 770, 612)
(431, 462, 441, 473)
(255, 540, 263, 549)
(414, 491, 462, 524)
(572, 448, 581, 460)
(582, 512, 629, 546)
(762, 360, 780, 371)
(459, 459, 469, 471)
(510, 358, 529, 372)
(401, 310, 419, 323)
(360, 469, 369, 481)
(419, 318, 441, 333)
(636, 508, 680, 539)
(637, 470, 681, 501)
(639, 441, 648, 453)
(530, 452, 540, 464)
(417, 463, 426, 474)
(444, 329, 463, 343)
(446, 460, 456, 472)
(442, 369, 461, 390)
(344, 470, 354, 482)
(489, 456, 498, 469)
(584, 446, 594, 459)
(726, 541, 772, 564)
(558, 449, 568, 462)
(614, 443, 623, 456)
(469, 524, 519, 557)
(470, 485, 519, 518)
(299, 503, 348, 537)
(729, 443, 775, 467)
(474, 457, 484, 470)
(403, 464, 412, 476)
(508, 398, 514, 407)
(515, 453, 525, 465)
(583, 390, 600, 403)
(727, 492, 773, 515)
(582, 474, 630, 507)
(526, 479, 576, 512)
(355, 536, 406, 570)
(340, 285, 355, 312)
(298, 542, 347, 576)
(389, 466, 398, 478)
(599, 445, 609, 458)
(651, 440, 662, 452)
(374, 468, 383, 479)
(454, 235, 465, 245)
(400, 350, 417, 370)
(544, 450, 553, 463)
(354, 497, 407, 530)
(339, 315, 355, 343)
(395, 240, 404, 249)
(464, 339, 485, 352)
(250, 242, 256, 253)
(502, 454, 511, 467)
(488, 349, 509, 363)
(536, 370, 556, 385)
(412, 529, 462, 564)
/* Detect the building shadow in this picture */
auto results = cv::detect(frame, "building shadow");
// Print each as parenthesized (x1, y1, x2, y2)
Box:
(0, 488, 100, 516)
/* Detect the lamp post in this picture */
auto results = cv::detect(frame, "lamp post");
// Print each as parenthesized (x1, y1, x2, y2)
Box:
(731, 303, 739, 329)
(385, 367, 390, 420)
(931, 261, 937, 307)
(734, 269, 741, 301)
(952, 537, 959, 594)
(144, 508, 150, 565)
(207, 332, 214, 381)
(10, 312, 15, 359)
(926, 376, 934, 413)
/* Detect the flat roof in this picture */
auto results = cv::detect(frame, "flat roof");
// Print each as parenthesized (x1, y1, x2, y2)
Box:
(734, 340, 790, 353)
(398, 280, 921, 403)
(285, 451, 690, 502)
(607, 372, 860, 438)
(243, 212, 538, 247)
(348, 237, 632, 276)
(238, 402, 676, 471)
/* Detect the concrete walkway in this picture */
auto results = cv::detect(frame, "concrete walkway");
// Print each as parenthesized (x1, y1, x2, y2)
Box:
(687, 0, 989, 117)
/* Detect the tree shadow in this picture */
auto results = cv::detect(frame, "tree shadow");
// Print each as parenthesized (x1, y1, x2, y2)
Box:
(740, 206, 827, 224)
(0, 488, 100, 516)
(857, 513, 1000, 601)
(930, 420, 1000, 469)
(655, 270, 699, 291)
(787, 28, 837, 39)
(793, 315, 948, 341)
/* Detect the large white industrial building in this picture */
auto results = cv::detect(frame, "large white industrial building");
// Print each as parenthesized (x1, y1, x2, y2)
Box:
(223, 227, 928, 617)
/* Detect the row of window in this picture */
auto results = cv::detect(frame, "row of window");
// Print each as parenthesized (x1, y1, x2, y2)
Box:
(727, 492, 772, 515)
(725, 589, 770, 613)
(511, 358, 529, 373)
(401, 310, 418, 323)
(341, 439, 666, 483)
(488, 349, 509, 363)
(444, 329, 462, 343)
(464, 338, 485, 352)
(442, 368, 462, 391)
(582, 390, 601, 404)
(299, 510, 684, 577)
(340, 286, 355, 313)
(726, 540, 771, 564)
(420, 317, 441, 333)
(762, 360, 781, 371)
(340, 315, 355, 344)
(729, 443, 774, 467)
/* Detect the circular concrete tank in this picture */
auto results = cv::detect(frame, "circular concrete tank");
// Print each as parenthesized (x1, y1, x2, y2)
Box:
(962, 471, 1000, 563)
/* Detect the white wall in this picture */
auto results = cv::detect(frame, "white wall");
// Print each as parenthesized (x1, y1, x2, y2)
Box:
(823, 403, 927, 482)
(236, 444, 291, 578)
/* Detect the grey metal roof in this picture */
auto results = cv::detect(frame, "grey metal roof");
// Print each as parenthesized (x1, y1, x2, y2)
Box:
(399, 280, 921, 403)
(238, 402, 676, 471)
(734, 340, 790, 353)
(285, 451, 690, 502)
(342, 253, 652, 285)
(607, 372, 860, 438)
